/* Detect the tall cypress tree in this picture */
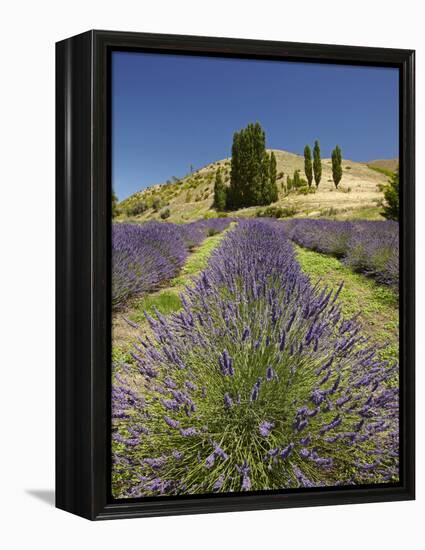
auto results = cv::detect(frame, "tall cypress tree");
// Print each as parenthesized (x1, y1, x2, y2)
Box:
(227, 131, 241, 209)
(260, 151, 278, 204)
(269, 151, 278, 201)
(213, 168, 227, 210)
(304, 145, 313, 187)
(249, 122, 267, 205)
(331, 145, 343, 189)
(313, 140, 322, 187)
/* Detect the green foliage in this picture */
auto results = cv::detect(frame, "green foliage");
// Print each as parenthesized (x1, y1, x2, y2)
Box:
(382, 172, 399, 221)
(331, 145, 343, 188)
(256, 205, 297, 218)
(126, 201, 148, 216)
(286, 170, 307, 193)
(268, 151, 278, 202)
(297, 186, 316, 196)
(313, 140, 322, 187)
(293, 169, 307, 189)
(304, 145, 313, 187)
(152, 197, 164, 212)
(131, 291, 183, 322)
(160, 208, 171, 220)
(213, 168, 227, 210)
(227, 122, 277, 210)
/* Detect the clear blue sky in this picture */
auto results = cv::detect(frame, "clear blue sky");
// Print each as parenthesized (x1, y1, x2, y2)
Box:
(112, 51, 399, 200)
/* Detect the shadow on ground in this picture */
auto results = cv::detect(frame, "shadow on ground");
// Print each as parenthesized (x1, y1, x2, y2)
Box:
(26, 489, 55, 507)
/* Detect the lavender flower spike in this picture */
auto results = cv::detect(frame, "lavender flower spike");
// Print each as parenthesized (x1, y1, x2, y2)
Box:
(259, 421, 275, 437)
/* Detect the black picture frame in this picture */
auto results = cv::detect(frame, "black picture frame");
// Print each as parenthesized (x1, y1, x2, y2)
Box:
(56, 29, 415, 521)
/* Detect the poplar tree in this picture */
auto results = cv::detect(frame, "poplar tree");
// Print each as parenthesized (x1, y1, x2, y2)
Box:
(266, 151, 278, 203)
(213, 168, 227, 210)
(331, 145, 343, 188)
(304, 145, 313, 187)
(313, 140, 322, 187)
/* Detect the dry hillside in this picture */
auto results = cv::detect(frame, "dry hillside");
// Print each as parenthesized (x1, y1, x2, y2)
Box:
(117, 149, 396, 223)
(367, 159, 399, 173)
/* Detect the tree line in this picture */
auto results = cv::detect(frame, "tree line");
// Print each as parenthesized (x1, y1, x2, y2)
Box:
(214, 123, 344, 211)
(303, 141, 342, 189)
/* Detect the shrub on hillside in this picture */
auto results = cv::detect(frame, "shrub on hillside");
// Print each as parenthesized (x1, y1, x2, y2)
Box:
(160, 208, 171, 220)
(126, 201, 148, 216)
(257, 205, 297, 219)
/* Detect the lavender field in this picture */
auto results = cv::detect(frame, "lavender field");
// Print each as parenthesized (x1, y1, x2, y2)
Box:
(288, 219, 399, 287)
(111, 218, 399, 498)
(112, 218, 231, 309)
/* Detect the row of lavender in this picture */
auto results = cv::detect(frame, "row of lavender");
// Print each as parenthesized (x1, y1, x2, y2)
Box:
(112, 218, 231, 309)
(286, 219, 399, 287)
(112, 219, 398, 497)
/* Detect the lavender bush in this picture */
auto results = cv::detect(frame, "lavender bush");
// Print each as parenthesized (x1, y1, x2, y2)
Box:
(290, 219, 399, 286)
(112, 219, 231, 309)
(112, 220, 399, 497)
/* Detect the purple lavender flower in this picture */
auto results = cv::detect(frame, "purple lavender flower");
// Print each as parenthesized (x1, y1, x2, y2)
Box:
(224, 392, 233, 409)
(180, 427, 198, 437)
(143, 457, 167, 469)
(205, 453, 216, 469)
(213, 444, 229, 461)
(250, 377, 262, 402)
(280, 442, 294, 460)
(266, 366, 277, 381)
(161, 399, 180, 411)
(241, 475, 251, 491)
(300, 448, 310, 459)
(319, 415, 342, 434)
(213, 474, 225, 491)
(164, 416, 180, 429)
(311, 389, 326, 405)
(219, 349, 235, 376)
(279, 330, 286, 351)
(293, 465, 315, 488)
(172, 450, 184, 460)
(237, 461, 251, 491)
(259, 421, 275, 437)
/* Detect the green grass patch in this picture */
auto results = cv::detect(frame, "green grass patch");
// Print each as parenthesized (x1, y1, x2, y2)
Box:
(295, 245, 398, 364)
(367, 165, 395, 178)
(333, 206, 384, 221)
(170, 231, 228, 287)
(130, 291, 183, 323)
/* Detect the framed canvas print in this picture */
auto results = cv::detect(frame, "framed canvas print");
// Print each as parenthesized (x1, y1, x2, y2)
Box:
(56, 30, 415, 520)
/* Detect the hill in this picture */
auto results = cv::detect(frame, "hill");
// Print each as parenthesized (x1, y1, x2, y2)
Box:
(367, 158, 399, 174)
(117, 149, 393, 223)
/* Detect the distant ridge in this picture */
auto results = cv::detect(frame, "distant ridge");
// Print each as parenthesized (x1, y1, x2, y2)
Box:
(367, 159, 398, 173)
